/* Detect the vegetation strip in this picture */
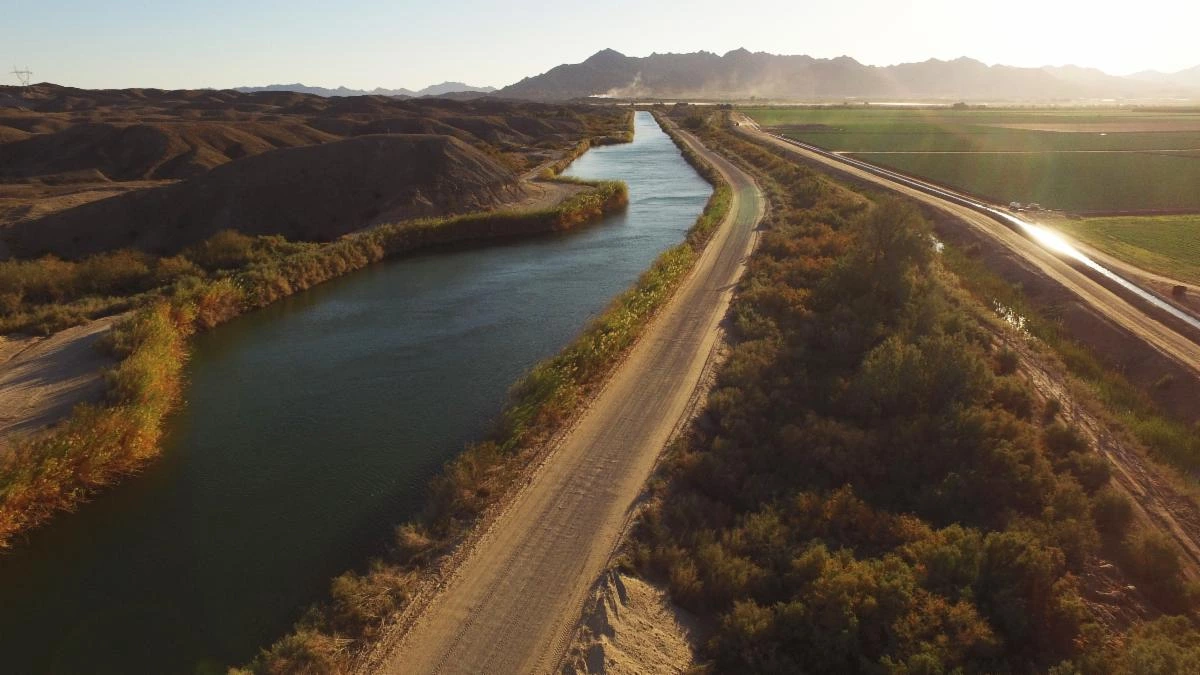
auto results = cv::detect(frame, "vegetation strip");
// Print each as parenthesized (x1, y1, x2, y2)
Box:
(941, 245, 1200, 479)
(624, 112, 1200, 674)
(0, 174, 629, 549)
(237, 111, 732, 671)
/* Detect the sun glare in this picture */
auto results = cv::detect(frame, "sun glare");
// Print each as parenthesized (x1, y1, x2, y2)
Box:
(1020, 221, 1081, 259)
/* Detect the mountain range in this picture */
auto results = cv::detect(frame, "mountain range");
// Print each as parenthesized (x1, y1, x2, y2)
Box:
(497, 49, 1200, 101)
(1131, 65, 1200, 89)
(235, 81, 496, 98)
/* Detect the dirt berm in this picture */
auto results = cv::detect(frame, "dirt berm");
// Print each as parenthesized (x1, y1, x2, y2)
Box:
(0, 121, 338, 181)
(5, 134, 527, 257)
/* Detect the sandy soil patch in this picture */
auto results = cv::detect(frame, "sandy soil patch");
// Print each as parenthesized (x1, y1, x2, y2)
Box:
(508, 178, 586, 212)
(0, 317, 118, 454)
(562, 571, 699, 675)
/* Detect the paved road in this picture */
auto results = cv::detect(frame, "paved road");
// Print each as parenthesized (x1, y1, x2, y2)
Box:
(734, 115, 1200, 377)
(377, 119, 764, 674)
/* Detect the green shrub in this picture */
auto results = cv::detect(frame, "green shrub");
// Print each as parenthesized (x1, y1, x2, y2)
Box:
(1043, 397, 1063, 423)
(184, 230, 266, 271)
(995, 346, 1020, 375)
(1111, 616, 1200, 675)
(1122, 530, 1187, 610)
(1091, 486, 1134, 536)
(1044, 423, 1088, 458)
(1065, 451, 1111, 493)
(993, 376, 1035, 419)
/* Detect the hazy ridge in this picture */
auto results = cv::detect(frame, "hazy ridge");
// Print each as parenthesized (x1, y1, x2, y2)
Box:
(234, 81, 497, 98)
(498, 48, 1200, 101)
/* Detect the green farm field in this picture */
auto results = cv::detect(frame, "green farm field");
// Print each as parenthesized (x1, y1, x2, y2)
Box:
(1047, 214, 1200, 285)
(745, 107, 1200, 212)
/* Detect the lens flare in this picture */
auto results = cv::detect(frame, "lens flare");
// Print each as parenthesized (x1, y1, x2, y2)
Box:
(1020, 222, 1083, 259)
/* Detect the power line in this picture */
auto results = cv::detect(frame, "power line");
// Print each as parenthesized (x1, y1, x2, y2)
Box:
(11, 66, 33, 88)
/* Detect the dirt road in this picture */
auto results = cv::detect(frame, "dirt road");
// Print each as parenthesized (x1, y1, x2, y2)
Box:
(0, 317, 117, 454)
(376, 124, 764, 674)
(734, 115, 1200, 377)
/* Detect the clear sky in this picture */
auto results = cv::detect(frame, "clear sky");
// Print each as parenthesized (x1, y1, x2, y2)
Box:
(4, 0, 1197, 90)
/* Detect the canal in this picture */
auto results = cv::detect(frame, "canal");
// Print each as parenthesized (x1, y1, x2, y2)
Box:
(0, 111, 711, 673)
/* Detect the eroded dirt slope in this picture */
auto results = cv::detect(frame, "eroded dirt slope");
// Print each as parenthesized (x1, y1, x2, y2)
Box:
(5, 134, 527, 257)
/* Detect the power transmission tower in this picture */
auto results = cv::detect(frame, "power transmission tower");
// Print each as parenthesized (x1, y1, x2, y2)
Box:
(11, 66, 33, 89)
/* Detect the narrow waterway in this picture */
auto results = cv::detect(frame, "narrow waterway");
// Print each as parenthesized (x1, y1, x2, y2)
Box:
(0, 111, 711, 673)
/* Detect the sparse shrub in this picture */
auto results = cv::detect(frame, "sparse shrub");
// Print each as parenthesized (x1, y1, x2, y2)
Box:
(1043, 397, 1063, 423)
(394, 523, 435, 563)
(1043, 423, 1088, 458)
(184, 229, 262, 270)
(1110, 616, 1200, 675)
(326, 562, 410, 636)
(993, 376, 1034, 419)
(1122, 530, 1188, 610)
(681, 114, 706, 131)
(1065, 452, 1110, 493)
(152, 255, 204, 286)
(995, 346, 1020, 375)
(667, 552, 704, 608)
(1092, 486, 1134, 536)
(244, 629, 344, 675)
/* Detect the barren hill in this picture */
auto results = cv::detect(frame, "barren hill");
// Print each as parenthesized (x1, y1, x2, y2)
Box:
(6, 134, 527, 257)
(0, 84, 629, 258)
(0, 121, 338, 181)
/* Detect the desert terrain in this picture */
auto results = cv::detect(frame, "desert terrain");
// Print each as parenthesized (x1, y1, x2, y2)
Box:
(0, 84, 628, 257)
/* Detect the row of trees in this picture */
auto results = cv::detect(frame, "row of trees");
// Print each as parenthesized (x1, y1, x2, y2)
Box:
(631, 116, 1200, 673)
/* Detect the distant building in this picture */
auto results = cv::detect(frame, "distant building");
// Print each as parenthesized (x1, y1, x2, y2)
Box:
(1028, 203, 1042, 211)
